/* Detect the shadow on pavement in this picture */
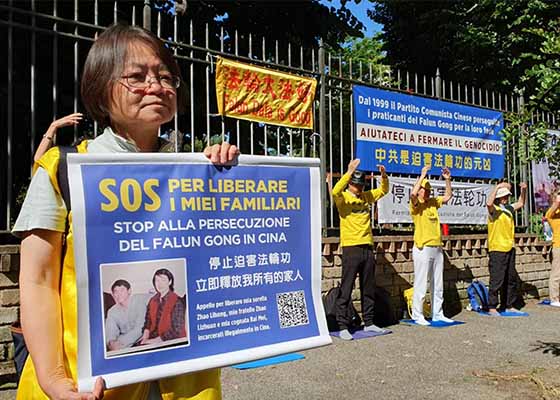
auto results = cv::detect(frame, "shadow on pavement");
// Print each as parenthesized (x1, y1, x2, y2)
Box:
(531, 341, 560, 357)
(375, 253, 413, 324)
(443, 260, 474, 318)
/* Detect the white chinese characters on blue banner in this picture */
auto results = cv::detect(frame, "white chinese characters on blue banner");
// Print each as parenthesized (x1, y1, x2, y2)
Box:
(353, 85, 504, 179)
(69, 154, 329, 391)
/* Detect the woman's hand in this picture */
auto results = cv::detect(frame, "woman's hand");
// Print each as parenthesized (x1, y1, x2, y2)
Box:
(203, 143, 240, 164)
(378, 164, 387, 177)
(107, 340, 123, 351)
(347, 159, 360, 175)
(49, 113, 83, 132)
(45, 375, 104, 400)
(35, 113, 84, 162)
(139, 329, 150, 345)
(142, 337, 163, 345)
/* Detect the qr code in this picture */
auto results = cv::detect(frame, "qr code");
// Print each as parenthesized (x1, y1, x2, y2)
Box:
(276, 290, 309, 328)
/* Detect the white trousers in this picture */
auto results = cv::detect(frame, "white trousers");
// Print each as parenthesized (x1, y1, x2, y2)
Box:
(412, 246, 444, 320)
(550, 248, 560, 302)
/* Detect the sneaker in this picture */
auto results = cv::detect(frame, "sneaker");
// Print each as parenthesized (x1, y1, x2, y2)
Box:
(487, 309, 500, 316)
(338, 329, 353, 341)
(413, 317, 430, 326)
(433, 315, 454, 323)
(550, 301, 560, 308)
(505, 308, 525, 315)
(364, 323, 391, 334)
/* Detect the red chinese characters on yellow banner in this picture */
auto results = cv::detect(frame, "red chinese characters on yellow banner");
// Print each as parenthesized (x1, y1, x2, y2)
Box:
(216, 57, 317, 130)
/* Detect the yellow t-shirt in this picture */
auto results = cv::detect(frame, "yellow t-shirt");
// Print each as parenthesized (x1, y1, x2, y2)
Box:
(488, 204, 515, 252)
(545, 207, 560, 248)
(410, 197, 443, 248)
(332, 173, 389, 247)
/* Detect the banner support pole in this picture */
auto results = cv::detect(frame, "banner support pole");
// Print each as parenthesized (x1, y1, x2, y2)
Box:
(318, 39, 327, 237)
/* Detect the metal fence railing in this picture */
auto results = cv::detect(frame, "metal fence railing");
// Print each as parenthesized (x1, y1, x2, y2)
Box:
(1, 0, 558, 233)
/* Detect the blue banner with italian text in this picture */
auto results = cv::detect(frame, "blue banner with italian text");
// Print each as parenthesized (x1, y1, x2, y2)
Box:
(353, 85, 504, 178)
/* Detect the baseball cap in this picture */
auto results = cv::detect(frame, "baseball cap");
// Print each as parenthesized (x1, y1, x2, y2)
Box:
(420, 178, 431, 190)
(350, 170, 366, 186)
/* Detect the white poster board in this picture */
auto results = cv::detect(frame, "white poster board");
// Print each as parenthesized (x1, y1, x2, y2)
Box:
(68, 153, 331, 391)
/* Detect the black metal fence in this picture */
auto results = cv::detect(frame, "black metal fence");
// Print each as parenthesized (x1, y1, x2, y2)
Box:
(1, 0, 557, 233)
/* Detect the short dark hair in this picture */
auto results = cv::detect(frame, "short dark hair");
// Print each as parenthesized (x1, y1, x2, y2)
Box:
(152, 268, 175, 292)
(81, 23, 185, 128)
(111, 279, 131, 292)
(350, 170, 366, 186)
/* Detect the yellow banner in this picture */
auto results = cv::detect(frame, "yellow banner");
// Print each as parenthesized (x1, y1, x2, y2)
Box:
(216, 57, 317, 130)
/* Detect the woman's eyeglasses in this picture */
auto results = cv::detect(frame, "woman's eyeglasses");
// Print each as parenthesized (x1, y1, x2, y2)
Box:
(120, 73, 181, 89)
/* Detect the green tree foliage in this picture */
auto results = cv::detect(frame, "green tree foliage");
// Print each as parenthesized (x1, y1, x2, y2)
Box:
(503, 18, 560, 178)
(368, 2, 470, 83)
(369, 0, 559, 94)
(520, 19, 560, 113)
(164, 0, 364, 51)
(336, 34, 391, 85)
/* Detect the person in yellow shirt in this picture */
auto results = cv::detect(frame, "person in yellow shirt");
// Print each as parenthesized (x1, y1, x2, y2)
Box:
(410, 165, 453, 325)
(486, 181, 527, 316)
(331, 159, 389, 340)
(13, 24, 238, 400)
(545, 192, 560, 307)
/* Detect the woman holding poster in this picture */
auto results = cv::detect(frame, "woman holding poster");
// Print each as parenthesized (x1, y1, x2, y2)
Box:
(409, 165, 454, 326)
(13, 24, 237, 400)
(545, 192, 560, 307)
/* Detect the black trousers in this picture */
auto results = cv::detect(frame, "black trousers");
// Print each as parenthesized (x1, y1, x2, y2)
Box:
(488, 249, 518, 309)
(336, 245, 375, 329)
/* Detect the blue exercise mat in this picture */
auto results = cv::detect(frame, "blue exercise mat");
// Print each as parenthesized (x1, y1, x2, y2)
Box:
(400, 319, 465, 328)
(231, 353, 305, 370)
(330, 328, 392, 339)
(478, 310, 529, 317)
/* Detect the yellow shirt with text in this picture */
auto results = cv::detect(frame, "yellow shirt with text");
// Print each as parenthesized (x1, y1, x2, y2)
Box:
(488, 204, 515, 252)
(332, 173, 389, 247)
(410, 197, 444, 248)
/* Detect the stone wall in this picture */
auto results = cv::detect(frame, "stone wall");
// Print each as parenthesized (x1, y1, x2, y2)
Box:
(0, 245, 19, 399)
(0, 234, 552, 395)
(321, 233, 552, 320)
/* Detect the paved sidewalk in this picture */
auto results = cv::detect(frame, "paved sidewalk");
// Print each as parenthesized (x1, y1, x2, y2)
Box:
(222, 301, 560, 400)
